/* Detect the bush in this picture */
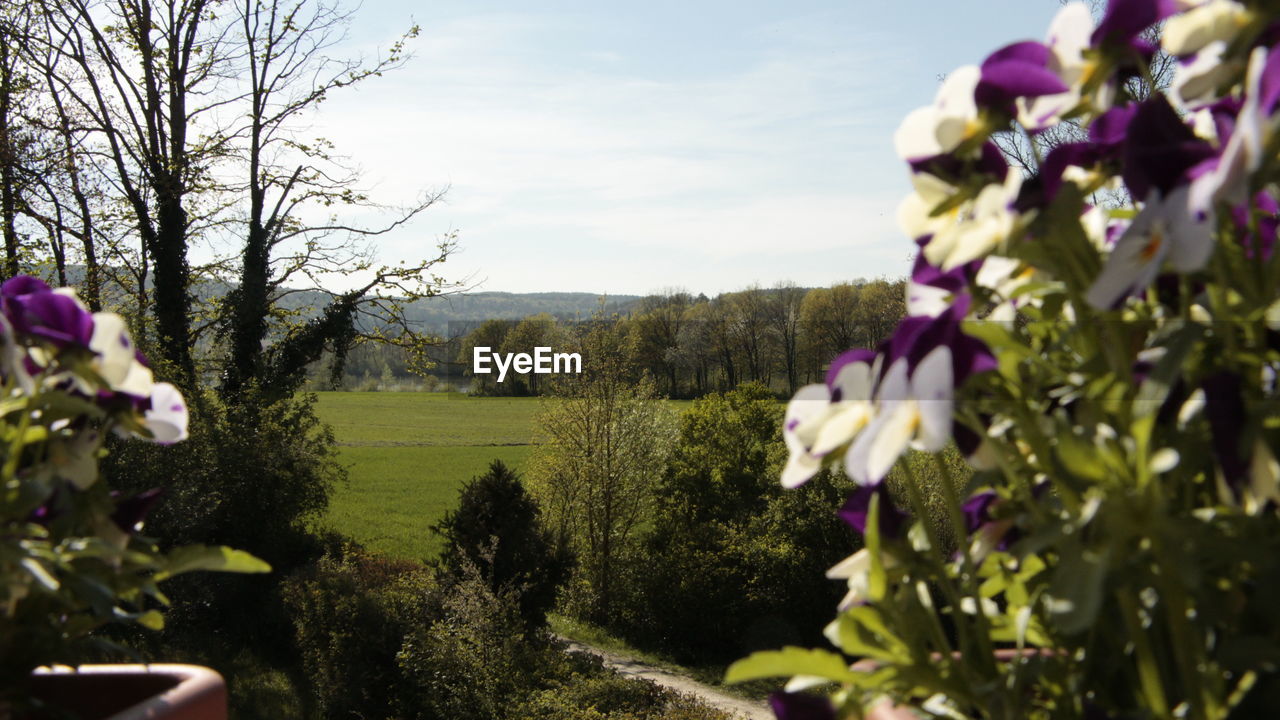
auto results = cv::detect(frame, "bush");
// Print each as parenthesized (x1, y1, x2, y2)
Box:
(281, 544, 433, 719)
(431, 460, 571, 626)
(607, 385, 859, 661)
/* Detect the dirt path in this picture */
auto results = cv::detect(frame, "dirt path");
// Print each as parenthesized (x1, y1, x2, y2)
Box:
(559, 638, 773, 720)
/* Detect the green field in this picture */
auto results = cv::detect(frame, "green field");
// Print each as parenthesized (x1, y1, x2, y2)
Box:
(314, 392, 543, 560)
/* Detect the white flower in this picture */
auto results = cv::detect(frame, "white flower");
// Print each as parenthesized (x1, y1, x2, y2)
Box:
(1086, 187, 1215, 309)
(893, 66, 982, 161)
(144, 383, 189, 444)
(89, 312, 154, 398)
(844, 348, 953, 484)
(781, 385, 831, 489)
(781, 355, 879, 488)
(1189, 46, 1272, 216)
(49, 429, 103, 490)
(826, 548, 875, 611)
(1018, 2, 1095, 130)
(1172, 41, 1244, 109)
(907, 169, 1023, 272)
(1163, 0, 1251, 57)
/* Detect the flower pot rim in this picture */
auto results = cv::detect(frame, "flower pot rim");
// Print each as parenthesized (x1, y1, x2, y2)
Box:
(30, 663, 225, 720)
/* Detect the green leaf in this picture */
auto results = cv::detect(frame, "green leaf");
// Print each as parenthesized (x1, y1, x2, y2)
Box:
(866, 494, 887, 602)
(827, 607, 912, 664)
(1046, 544, 1111, 634)
(725, 647, 855, 685)
(1134, 321, 1205, 419)
(135, 610, 165, 630)
(157, 545, 271, 580)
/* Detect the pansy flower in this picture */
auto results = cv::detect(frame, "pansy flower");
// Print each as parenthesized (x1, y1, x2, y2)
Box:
(1019, 3, 1097, 130)
(781, 350, 878, 488)
(905, 167, 1024, 272)
(1162, 0, 1252, 58)
(1190, 46, 1280, 216)
(1086, 186, 1215, 308)
(768, 691, 836, 720)
(894, 66, 983, 162)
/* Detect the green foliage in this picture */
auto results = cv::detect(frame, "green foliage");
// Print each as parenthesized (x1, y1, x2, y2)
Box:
(529, 323, 678, 621)
(607, 385, 857, 661)
(98, 390, 339, 697)
(659, 382, 786, 523)
(281, 544, 433, 719)
(431, 460, 571, 625)
(104, 392, 339, 572)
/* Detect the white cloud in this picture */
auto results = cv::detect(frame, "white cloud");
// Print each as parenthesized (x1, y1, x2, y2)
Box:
(302, 9, 918, 293)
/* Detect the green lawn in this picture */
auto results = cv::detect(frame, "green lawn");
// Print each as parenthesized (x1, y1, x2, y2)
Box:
(313, 392, 542, 560)
(313, 391, 692, 561)
(312, 391, 543, 446)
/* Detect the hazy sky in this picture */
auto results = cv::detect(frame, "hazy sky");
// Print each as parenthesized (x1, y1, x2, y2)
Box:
(310, 1, 1064, 296)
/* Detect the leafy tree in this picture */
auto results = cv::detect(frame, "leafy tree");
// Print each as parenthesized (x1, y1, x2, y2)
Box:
(460, 318, 515, 395)
(659, 382, 784, 524)
(431, 460, 570, 626)
(529, 322, 676, 621)
(500, 313, 563, 395)
(611, 384, 857, 660)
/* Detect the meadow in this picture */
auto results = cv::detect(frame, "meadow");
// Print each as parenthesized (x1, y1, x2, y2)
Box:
(314, 392, 543, 559)
(314, 391, 694, 560)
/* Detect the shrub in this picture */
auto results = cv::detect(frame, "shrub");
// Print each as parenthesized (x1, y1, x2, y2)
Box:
(608, 385, 859, 661)
(281, 543, 433, 719)
(431, 460, 570, 626)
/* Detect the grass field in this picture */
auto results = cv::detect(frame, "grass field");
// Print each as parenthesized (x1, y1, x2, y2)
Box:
(313, 392, 543, 560)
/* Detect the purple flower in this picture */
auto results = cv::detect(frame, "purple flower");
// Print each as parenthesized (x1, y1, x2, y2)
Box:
(907, 255, 980, 318)
(1090, 103, 1140, 146)
(1122, 96, 1216, 200)
(880, 296, 996, 387)
(1091, 0, 1177, 51)
(908, 141, 1009, 185)
(1, 277, 95, 349)
(769, 691, 836, 720)
(1038, 142, 1111, 204)
(977, 41, 1070, 116)
(962, 490, 1000, 534)
(825, 349, 877, 402)
(110, 488, 165, 533)
(839, 482, 908, 539)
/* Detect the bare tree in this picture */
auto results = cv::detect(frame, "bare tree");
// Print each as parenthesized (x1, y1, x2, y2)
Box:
(217, 0, 457, 407)
(767, 282, 805, 395)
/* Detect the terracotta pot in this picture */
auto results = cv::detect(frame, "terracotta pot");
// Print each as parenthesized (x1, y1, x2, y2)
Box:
(22, 664, 226, 720)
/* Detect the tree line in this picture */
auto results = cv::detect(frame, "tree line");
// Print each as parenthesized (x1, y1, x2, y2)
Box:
(428, 280, 905, 398)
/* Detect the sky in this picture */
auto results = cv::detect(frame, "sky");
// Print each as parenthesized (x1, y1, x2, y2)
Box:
(307, 1, 1066, 296)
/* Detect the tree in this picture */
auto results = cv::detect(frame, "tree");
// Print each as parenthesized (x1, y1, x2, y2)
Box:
(528, 323, 676, 621)
(218, 0, 452, 409)
(799, 282, 862, 366)
(431, 460, 570, 626)
(460, 318, 515, 395)
(628, 289, 691, 397)
(767, 282, 805, 395)
(30, 0, 457, 396)
(499, 314, 562, 395)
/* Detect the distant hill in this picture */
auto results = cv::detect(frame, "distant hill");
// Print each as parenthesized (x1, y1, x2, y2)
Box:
(277, 290, 643, 336)
(21, 262, 641, 335)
